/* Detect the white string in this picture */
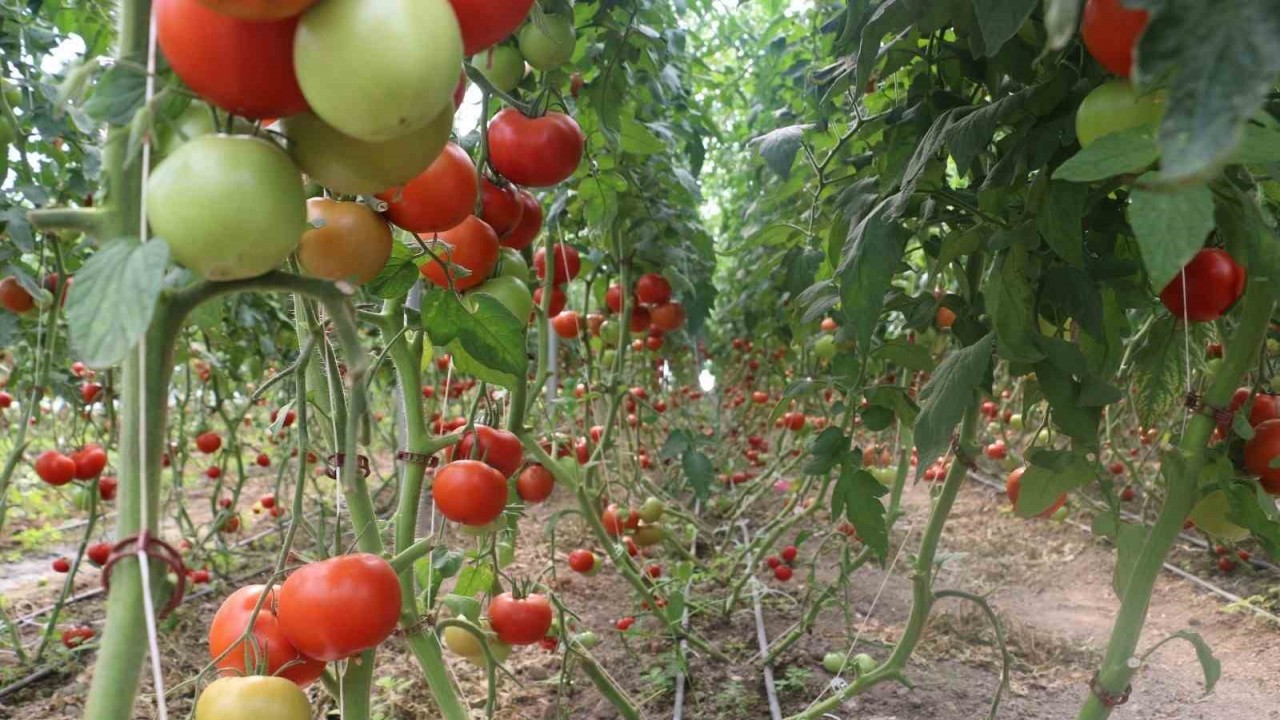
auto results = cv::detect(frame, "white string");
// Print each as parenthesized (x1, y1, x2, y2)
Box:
(1179, 268, 1192, 436)
(135, 7, 168, 718)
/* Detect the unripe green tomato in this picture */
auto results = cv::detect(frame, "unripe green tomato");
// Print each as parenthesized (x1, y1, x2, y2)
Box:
(71, 485, 95, 512)
(598, 320, 620, 348)
(822, 651, 847, 674)
(986, 422, 1001, 436)
(814, 334, 837, 361)
(852, 653, 876, 674)
(600, 349, 616, 368)
(869, 466, 896, 487)
(1050, 505, 1069, 522)
(496, 247, 530, 283)
(1, 79, 20, 109)
(572, 630, 599, 648)
(1270, 375, 1280, 394)
(638, 496, 665, 523)
(475, 46, 525, 94)
(1008, 413, 1024, 430)
(1075, 80, 1164, 148)
(517, 14, 575, 71)
(633, 524, 664, 547)
(469, 276, 532, 322)
(1204, 358, 1223, 375)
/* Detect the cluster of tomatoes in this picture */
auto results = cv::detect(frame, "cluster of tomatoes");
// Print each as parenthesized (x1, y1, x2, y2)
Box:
(33, 444, 109, 488)
(763, 544, 801, 582)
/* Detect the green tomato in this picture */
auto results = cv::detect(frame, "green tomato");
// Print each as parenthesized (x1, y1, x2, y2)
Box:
(1204, 358, 1224, 375)
(156, 102, 253, 157)
(814, 334, 837, 361)
(195, 677, 310, 720)
(600, 349, 617, 368)
(147, 135, 305, 281)
(822, 651, 847, 674)
(1270, 375, 1280, 394)
(1, 79, 20, 109)
(852, 653, 876, 674)
(1008, 413, 1024, 430)
(572, 630, 599, 649)
(1189, 490, 1249, 541)
(0, 119, 13, 147)
(282, 107, 453, 196)
(869, 466, 896, 487)
(71, 486, 94, 512)
(476, 46, 525, 94)
(294, 0, 463, 142)
(469, 276, 533, 322)
(496, 247, 530, 283)
(1050, 505, 1069, 523)
(517, 14, 576, 71)
(598, 320, 620, 348)
(638, 496, 665, 523)
(1075, 80, 1164, 148)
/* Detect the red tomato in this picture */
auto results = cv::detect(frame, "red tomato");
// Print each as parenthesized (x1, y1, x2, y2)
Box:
(35, 450, 77, 486)
(780, 545, 798, 563)
(87, 542, 112, 567)
(604, 284, 626, 313)
(419, 216, 500, 291)
(479, 178, 525, 237)
(649, 302, 685, 332)
(81, 382, 103, 404)
(784, 412, 805, 431)
(1081, 0, 1149, 78)
(635, 274, 671, 305)
(615, 616, 635, 631)
(533, 244, 581, 284)
(551, 311, 581, 339)
(52, 557, 71, 573)
(487, 109, 584, 187)
(0, 276, 34, 313)
(773, 565, 793, 581)
(1244, 419, 1280, 495)
(451, 425, 524, 478)
(0, 390, 12, 408)
(601, 504, 639, 536)
(488, 592, 552, 646)
(194, 0, 318, 20)
(277, 554, 402, 662)
(1005, 467, 1067, 518)
(516, 463, 555, 503)
(533, 285, 567, 317)
(1159, 249, 1245, 323)
(629, 306, 651, 333)
(751, 391, 769, 404)
(447, 0, 536, 56)
(196, 431, 223, 454)
(567, 549, 595, 573)
(377, 143, 477, 233)
(155, 0, 308, 119)
(61, 626, 95, 649)
(72, 444, 108, 480)
(209, 585, 326, 686)
(433, 460, 510, 525)
(1229, 388, 1280, 427)
(501, 190, 543, 250)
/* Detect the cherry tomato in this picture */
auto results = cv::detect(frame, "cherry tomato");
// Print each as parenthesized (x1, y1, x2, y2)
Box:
(277, 554, 402, 662)
(1159, 248, 1245, 323)
(516, 463, 555, 503)
(567, 549, 595, 574)
(551, 311, 581, 339)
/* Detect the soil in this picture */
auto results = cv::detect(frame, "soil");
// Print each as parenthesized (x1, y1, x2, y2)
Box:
(2, 472, 1278, 720)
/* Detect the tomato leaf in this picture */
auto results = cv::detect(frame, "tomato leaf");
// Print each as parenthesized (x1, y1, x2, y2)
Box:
(1156, 631, 1221, 695)
(66, 239, 169, 369)
(1043, 0, 1083, 50)
(366, 237, 420, 299)
(421, 290, 528, 386)
(1128, 178, 1216, 291)
(1052, 127, 1159, 182)
(82, 64, 145, 126)
(913, 333, 995, 478)
(1032, 359, 1101, 444)
(871, 339, 934, 372)
(986, 247, 1045, 364)
(866, 384, 919, 425)
(1033, 179, 1086, 267)
(751, 124, 812, 180)
(769, 380, 817, 422)
(1226, 121, 1280, 165)
(831, 458, 888, 561)
(1017, 448, 1094, 517)
(838, 199, 908, 352)
(453, 564, 496, 598)
(680, 448, 712, 501)
(804, 427, 848, 475)
(971, 0, 1039, 56)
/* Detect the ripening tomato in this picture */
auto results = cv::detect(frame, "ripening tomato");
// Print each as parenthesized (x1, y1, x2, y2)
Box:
(298, 198, 392, 286)
(148, 135, 306, 281)
(376, 143, 477, 233)
(447, 0, 535, 56)
(516, 463, 555, 503)
(451, 425, 523, 478)
(551, 311, 581, 339)
(419, 216, 500, 291)
(293, 0, 463, 143)
(35, 450, 77, 486)
(0, 276, 34, 314)
(209, 585, 325, 686)
(533, 285, 567, 317)
(1081, 0, 1149, 78)
(488, 592, 553, 646)
(155, 0, 308, 119)
(195, 676, 311, 720)
(194, 0, 318, 20)
(501, 190, 543, 250)
(601, 504, 639, 536)
(567, 549, 595, 574)
(533, 244, 580, 284)
(1006, 467, 1067, 518)
(935, 305, 956, 329)
(649, 302, 685, 332)
(276, 554, 401, 662)
(1244, 419, 1280, 495)
(487, 109, 584, 187)
(72, 444, 108, 480)
(480, 178, 525, 237)
(635, 273, 671, 305)
(433, 460, 510, 525)
(1159, 249, 1245, 323)
(284, 108, 455, 196)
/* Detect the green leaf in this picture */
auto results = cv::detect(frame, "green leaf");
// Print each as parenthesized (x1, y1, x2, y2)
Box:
(82, 64, 146, 126)
(1227, 122, 1280, 165)
(1160, 631, 1221, 695)
(1044, 0, 1083, 50)
(1134, 0, 1280, 181)
(871, 340, 935, 372)
(804, 427, 848, 475)
(838, 199, 908, 352)
(832, 460, 889, 560)
(971, 0, 1039, 56)
(860, 405, 894, 431)
(866, 384, 920, 425)
(1034, 180, 1086, 266)
(913, 333, 995, 477)
(1016, 448, 1094, 517)
(1032, 360, 1101, 443)
(366, 238, 420, 299)
(986, 248, 1045, 363)
(1128, 179, 1215, 291)
(769, 379, 817, 422)
(453, 564, 496, 598)
(422, 290, 528, 385)
(752, 124, 812, 180)
(660, 429, 693, 461)
(66, 240, 170, 369)
(620, 116, 668, 155)
(1052, 127, 1159, 182)
(681, 449, 712, 501)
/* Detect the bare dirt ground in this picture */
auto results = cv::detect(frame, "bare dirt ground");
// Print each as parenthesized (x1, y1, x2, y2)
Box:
(2, 473, 1278, 720)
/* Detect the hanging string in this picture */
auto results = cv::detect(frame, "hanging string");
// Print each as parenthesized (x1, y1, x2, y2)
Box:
(135, 6, 168, 718)
(1179, 269, 1193, 436)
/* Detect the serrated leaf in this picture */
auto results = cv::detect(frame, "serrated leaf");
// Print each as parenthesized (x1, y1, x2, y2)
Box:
(866, 384, 920, 424)
(620, 116, 667, 155)
(839, 199, 907, 352)
(660, 429, 693, 461)
(1227, 122, 1280, 165)
(972, 0, 1040, 56)
(1128, 179, 1215, 291)
(914, 333, 995, 478)
(871, 340, 935, 371)
(367, 239, 420, 299)
(82, 65, 146, 126)
(770, 379, 817, 421)
(987, 248, 1045, 363)
(1033, 360, 1101, 443)
(1053, 127, 1159, 182)
(752, 124, 812, 179)
(453, 564, 496, 598)
(67, 240, 169, 369)
(832, 460, 888, 560)
(804, 427, 848, 475)
(422, 290, 527, 385)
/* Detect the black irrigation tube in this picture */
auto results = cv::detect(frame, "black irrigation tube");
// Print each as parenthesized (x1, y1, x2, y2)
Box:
(967, 471, 1280, 624)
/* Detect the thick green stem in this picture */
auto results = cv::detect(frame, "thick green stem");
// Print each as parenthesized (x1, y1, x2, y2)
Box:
(1076, 281, 1275, 720)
